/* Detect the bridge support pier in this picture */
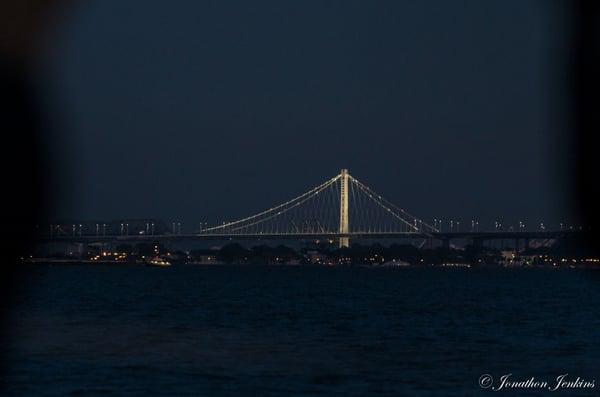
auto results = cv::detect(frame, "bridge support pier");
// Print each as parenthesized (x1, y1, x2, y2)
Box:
(442, 238, 450, 250)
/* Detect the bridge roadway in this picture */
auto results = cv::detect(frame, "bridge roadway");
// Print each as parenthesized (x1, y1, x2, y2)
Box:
(41, 230, 576, 243)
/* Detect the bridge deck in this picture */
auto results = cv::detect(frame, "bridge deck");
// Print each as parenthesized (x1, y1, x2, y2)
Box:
(40, 230, 575, 243)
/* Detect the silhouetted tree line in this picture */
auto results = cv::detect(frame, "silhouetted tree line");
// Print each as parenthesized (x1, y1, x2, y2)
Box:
(200, 242, 503, 265)
(215, 244, 299, 264)
(38, 235, 593, 265)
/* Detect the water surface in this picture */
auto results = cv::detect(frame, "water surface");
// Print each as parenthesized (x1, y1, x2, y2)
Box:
(2, 265, 599, 396)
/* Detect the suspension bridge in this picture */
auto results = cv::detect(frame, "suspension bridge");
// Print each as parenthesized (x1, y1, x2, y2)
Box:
(44, 169, 574, 248)
(197, 169, 437, 247)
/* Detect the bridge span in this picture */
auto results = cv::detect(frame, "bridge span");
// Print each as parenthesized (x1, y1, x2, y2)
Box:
(42, 169, 576, 248)
(42, 230, 576, 246)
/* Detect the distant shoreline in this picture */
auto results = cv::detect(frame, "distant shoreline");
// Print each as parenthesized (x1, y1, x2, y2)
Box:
(20, 258, 600, 269)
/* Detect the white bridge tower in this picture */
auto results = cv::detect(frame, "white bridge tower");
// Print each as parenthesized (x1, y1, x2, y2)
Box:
(339, 168, 349, 248)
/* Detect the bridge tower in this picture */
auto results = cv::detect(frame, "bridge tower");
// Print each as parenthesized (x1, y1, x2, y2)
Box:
(339, 168, 349, 248)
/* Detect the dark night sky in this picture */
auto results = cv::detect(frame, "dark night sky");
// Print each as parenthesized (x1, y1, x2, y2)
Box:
(40, 0, 574, 230)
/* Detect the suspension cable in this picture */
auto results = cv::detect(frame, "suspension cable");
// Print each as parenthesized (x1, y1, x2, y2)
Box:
(201, 174, 341, 233)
